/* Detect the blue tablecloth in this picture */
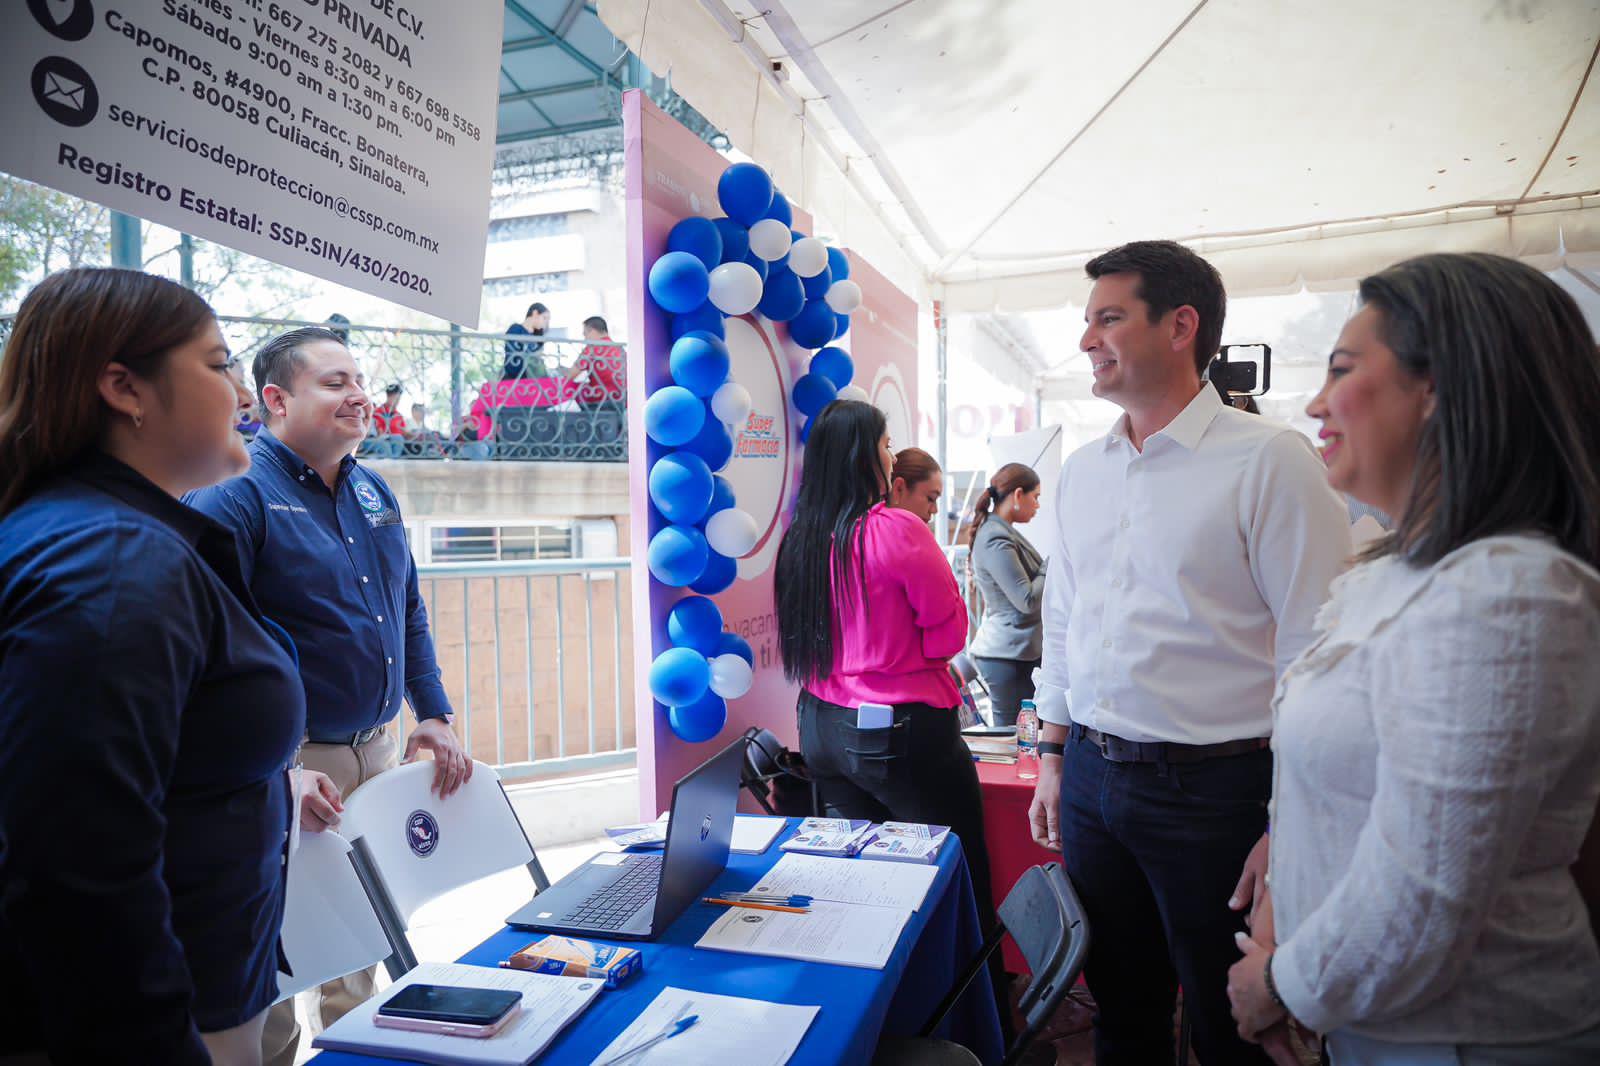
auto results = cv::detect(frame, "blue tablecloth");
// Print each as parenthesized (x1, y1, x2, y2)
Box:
(311, 818, 1003, 1065)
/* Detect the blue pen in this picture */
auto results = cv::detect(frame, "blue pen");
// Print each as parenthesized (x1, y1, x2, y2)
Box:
(719, 891, 812, 905)
(597, 1014, 698, 1065)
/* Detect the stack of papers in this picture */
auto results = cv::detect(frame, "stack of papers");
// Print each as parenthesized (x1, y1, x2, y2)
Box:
(590, 987, 818, 1065)
(778, 818, 874, 857)
(697, 898, 910, 970)
(606, 814, 788, 856)
(859, 822, 950, 865)
(964, 732, 1018, 764)
(311, 962, 602, 1065)
(751, 853, 939, 911)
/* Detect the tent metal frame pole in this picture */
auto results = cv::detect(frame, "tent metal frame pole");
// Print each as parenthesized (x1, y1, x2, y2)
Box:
(935, 298, 950, 546)
(179, 234, 195, 289)
(110, 212, 141, 269)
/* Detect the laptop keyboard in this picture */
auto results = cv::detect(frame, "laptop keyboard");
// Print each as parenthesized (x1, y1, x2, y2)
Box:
(562, 855, 663, 929)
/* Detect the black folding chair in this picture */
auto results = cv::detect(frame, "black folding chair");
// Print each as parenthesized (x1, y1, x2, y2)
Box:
(738, 726, 820, 817)
(874, 862, 1091, 1066)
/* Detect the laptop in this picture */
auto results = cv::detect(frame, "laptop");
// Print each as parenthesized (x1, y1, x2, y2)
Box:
(505, 736, 745, 940)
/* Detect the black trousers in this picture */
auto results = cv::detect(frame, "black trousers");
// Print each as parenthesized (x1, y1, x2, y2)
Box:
(972, 656, 1040, 728)
(1059, 732, 1273, 1065)
(796, 691, 996, 924)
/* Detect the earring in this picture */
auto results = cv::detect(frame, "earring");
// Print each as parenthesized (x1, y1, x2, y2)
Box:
(132, 410, 144, 430)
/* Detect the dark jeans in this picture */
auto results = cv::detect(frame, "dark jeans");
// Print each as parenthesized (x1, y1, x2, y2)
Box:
(796, 690, 996, 926)
(1059, 731, 1272, 1065)
(972, 656, 1039, 728)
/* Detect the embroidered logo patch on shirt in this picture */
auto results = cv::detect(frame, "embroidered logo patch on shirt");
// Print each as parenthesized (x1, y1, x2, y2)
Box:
(354, 480, 384, 513)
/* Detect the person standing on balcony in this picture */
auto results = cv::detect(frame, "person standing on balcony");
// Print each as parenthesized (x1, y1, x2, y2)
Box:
(185, 326, 470, 1066)
(502, 301, 551, 381)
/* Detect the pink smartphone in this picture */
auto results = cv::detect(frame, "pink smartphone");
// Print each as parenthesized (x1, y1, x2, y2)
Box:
(373, 983, 522, 1039)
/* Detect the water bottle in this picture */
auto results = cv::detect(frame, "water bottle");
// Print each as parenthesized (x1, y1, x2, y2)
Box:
(1016, 700, 1040, 780)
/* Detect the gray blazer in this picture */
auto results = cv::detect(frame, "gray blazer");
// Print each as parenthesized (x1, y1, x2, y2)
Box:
(968, 515, 1046, 661)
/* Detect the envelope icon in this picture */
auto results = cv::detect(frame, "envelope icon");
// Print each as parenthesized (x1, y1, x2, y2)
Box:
(43, 72, 86, 109)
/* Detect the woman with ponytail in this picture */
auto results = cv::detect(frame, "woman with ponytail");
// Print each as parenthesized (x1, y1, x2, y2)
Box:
(965, 462, 1045, 727)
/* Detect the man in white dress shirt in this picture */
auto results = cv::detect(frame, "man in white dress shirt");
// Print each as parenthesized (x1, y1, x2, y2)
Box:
(1026, 241, 1351, 1063)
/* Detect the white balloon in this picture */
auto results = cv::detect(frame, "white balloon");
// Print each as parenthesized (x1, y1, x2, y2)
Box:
(708, 653, 754, 699)
(824, 279, 863, 313)
(710, 381, 752, 428)
(705, 507, 760, 558)
(747, 219, 792, 262)
(707, 261, 763, 316)
(788, 237, 829, 278)
(836, 385, 869, 402)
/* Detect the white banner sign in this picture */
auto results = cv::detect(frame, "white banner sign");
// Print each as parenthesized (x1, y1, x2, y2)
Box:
(1, 0, 501, 325)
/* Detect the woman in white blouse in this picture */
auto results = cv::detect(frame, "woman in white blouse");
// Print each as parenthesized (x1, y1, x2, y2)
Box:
(1227, 252, 1600, 1064)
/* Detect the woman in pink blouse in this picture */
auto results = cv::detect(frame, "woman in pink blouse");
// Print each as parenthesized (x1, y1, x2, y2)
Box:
(774, 400, 994, 922)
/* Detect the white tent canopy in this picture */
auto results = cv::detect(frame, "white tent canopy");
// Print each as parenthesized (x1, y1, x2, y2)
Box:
(598, 0, 1600, 310)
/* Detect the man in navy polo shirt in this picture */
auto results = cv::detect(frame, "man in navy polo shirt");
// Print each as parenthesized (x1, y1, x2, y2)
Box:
(187, 325, 470, 1066)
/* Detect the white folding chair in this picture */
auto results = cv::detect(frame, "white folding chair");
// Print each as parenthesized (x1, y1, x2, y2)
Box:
(336, 759, 550, 979)
(273, 829, 392, 1003)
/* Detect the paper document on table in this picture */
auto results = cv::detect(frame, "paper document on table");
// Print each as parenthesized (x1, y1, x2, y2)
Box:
(750, 853, 938, 911)
(311, 962, 602, 1065)
(696, 899, 911, 969)
(588, 986, 818, 1065)
(732, 815, 787, 854)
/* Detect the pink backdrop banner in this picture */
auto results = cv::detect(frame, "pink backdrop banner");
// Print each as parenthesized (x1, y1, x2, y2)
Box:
(624, 91, 920, 816)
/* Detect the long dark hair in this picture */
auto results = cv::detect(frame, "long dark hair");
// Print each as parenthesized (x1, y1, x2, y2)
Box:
(774, 400, 888, 685)
(1359, 252, 1600, 568)
(0, 268, 214, 518)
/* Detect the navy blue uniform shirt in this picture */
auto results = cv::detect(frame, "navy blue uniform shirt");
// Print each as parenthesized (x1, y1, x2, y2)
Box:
(0, 453, 305, 1062)
(186, 428, 451, 738)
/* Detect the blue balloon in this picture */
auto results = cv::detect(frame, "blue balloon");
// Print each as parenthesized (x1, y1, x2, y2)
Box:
(799, 417, 813, 444)
(648, 251, 710, 314)
(671, 303, 725, 341)
(792, 372, 838, 418)
(649, 646, 710, 706)
(716, 631, 754, 666)
(756, 268, 805, 322)
(713, 217, 749, 263)
(684, 407, 734, 471)
(788, 298, 838, 349)
(826, 245, 850, 281)
(667, 595, 724, 655)
(667, 217, 723, 271)
(643, 385, 706, 446)
(668, 690, 727, 743)
(764, 190, 793, 227)
(717, 163, 774, 226)
(834, 312, 851, 340)
(705, 474, 736, 519)
(647, 524, 709, 587)
(648, 451, 714, 525)
(741, 250, 769, 284)
(811, 346, 855, 389)
(670, 331, 730, 397)
(801, 264, 833, 300)
(691, 550, 737, 595)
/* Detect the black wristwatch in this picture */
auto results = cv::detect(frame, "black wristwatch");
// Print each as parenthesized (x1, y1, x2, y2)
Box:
(1037, 740, 1065, 759)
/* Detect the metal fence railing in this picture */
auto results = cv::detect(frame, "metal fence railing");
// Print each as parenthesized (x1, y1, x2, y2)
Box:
(218, 316, 627, 463)
(400, 558, 636, 783)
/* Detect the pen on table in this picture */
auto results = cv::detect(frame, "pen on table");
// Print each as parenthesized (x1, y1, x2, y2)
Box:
(702, 897, 810, 913)
(718, 891, 812, 905)
(596, 1014, 699, 1066)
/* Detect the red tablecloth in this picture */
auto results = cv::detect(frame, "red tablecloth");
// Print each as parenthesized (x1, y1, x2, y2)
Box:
(978, 759, 1053, 973)
(467, 377, 579, 439)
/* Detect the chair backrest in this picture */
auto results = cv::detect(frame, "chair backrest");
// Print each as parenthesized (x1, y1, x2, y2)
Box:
(337, 760, 537, 926)
(274, 829, 392, 1003)
(1000, 862, 1091, 1042)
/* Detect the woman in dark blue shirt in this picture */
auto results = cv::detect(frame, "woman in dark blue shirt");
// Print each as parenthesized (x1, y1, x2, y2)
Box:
(0, 269, 308, 1065)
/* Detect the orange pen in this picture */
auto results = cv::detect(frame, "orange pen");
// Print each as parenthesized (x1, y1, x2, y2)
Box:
(701, 897, 810, 914)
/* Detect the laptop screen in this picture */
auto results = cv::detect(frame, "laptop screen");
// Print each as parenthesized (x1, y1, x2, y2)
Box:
(650, 737, 745, 929)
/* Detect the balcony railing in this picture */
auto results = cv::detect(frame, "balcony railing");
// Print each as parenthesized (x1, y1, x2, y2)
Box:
(399, 558, 637, 783)
(216, 315, 627, 463)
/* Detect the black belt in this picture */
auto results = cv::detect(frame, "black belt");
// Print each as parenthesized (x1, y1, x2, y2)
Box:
(1070, 723, 1269, 764)
(306, 725, 388, 747)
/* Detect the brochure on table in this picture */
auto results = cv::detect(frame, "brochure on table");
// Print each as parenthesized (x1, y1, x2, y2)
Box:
(311, 962, 602, 1066)
(696, 898, 911, 970)
(588, 986, 818, 1066)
